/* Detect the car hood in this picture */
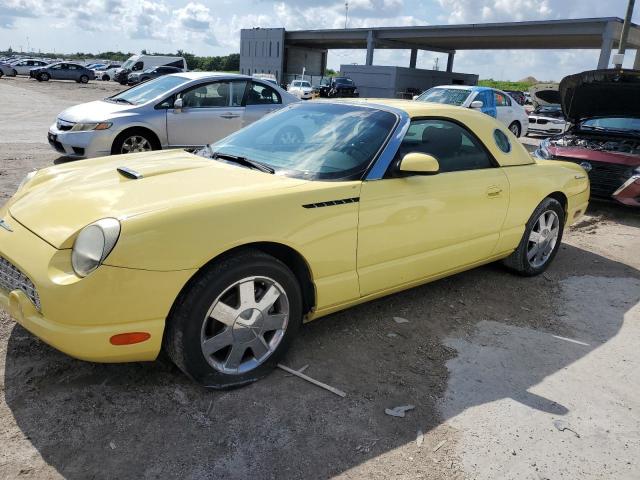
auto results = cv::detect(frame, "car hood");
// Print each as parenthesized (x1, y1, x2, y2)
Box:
(57, 100, 139, 122)
(9, 149, 307, 248)
(559, 69, 640, 122)
(529, 83, 560, 107)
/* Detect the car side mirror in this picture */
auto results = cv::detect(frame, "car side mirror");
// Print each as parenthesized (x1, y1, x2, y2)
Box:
(412, 95, 419, 100)
(470, 100, 483, 109)
(398, 153, 440, 175)
(173, 98, 183, 111)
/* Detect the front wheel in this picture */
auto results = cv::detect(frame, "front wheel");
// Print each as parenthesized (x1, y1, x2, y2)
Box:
(39, 72, 50, 81)
(164, 250, 303, 388)
(503, 197, 565, 276)
(111, 129, 157, 155)
(508, 121, 521, 137)
(79, 75, 89, 84)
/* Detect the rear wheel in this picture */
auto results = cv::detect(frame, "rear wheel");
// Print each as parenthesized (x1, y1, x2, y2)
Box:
(39, 72, 50, 81)
(503, 197, 565, 276)
(508, 121, 521, 137)
(79, 75, 89, 84)
(11, 69, 17, 76)
(102, 74, 110, 81)
(164, 250, 303, 388)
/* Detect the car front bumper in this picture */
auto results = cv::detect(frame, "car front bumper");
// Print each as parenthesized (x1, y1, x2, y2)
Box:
(612, 175, 640, 207)
(0, 209, 195, 363)
(48, 122, 115, 158)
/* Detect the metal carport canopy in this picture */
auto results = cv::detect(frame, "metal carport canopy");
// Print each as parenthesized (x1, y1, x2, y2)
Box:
(284, 17, 640, 50)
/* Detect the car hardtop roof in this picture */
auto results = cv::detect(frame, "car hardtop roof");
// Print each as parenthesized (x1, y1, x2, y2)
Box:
(318, 97, 480, 117)
(172, 71, 252, 81)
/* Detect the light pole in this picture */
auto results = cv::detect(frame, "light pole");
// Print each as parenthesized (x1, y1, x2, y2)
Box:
(614, 0, 636, 68)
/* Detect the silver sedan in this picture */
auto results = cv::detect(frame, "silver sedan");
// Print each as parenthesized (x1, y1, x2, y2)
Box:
(48, 72, 299, 159)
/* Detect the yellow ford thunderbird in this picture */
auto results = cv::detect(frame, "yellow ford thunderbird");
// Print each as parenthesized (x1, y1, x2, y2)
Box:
(0, 100, 589, 387)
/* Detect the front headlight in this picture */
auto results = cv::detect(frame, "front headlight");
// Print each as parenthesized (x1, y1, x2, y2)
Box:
(70, 122, 112, 132)
(17, 170, 37, 191)
(534, 139, 552, 160)
(549, 119, 565, 124)
(71, 218, 121, 277)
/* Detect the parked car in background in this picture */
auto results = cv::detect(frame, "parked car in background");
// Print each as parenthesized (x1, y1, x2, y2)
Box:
(0, 61, 14, 77)
(47, 72, 298, 158)
(415, 85, 529, 137)
(113, 55, 186, 84)
(7, 58, 49, 75)
(287, 79, 314, 99)
(4, 99, 589, 387)
(317, 76, 359, 97)
(30, 62, 95, 83)
(127, 66, 183, 85)
(252, 73, 278, 85)
(94, 63, 122, 81)
(527, 105, 567, 136)
(504, 89, 526, 106)
(534, 69, 640, 207)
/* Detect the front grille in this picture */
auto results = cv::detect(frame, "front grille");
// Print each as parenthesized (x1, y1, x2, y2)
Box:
(560, 158, 630, 198)
(0, 256, 41, 310)
(537, 119, 548, 125)
(529, 118, 537, 124)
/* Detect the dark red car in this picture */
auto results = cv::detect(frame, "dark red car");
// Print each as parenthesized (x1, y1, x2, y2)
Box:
(534, 69, 640, 207)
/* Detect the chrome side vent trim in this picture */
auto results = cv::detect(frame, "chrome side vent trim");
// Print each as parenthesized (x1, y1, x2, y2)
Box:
(117, 167, 143, 180)
(302, 197, 360, 209)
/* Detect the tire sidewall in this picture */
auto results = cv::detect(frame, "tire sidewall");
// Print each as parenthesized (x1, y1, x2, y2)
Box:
(517, 198, 564, 275)
(80, 75, 89, 84)
(509, 121, 521, 138)
(111, 129, 155, 155)
(171, 254, 303, 388)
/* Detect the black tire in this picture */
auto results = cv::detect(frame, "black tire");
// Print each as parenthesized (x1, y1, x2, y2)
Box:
(39, 72, 50, 81)
(11, 69, 17, 76)
(79, 75, 89, 84)
(163, 250, 303, 388)
(110, 128, 159, 155)
(0, 71, 3, 79)
(503, 197, 565, 276)
(508, 121, 521, 138)
(102, 74, 110, 81)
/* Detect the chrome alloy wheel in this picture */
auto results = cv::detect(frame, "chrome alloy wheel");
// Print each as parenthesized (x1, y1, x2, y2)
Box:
(527, 210, 560, 268)
(121, 135, 152, 154)
(200, 276, 289, 374)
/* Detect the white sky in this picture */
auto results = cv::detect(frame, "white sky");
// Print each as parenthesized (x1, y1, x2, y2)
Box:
(1, 0, 638, 80)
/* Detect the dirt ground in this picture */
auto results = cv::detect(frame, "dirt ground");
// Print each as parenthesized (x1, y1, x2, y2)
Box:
(0, 77, 639, 480)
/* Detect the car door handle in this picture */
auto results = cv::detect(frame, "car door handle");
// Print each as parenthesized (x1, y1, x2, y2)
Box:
(220, 112, 240, 119)
(486, 186, 503, 198)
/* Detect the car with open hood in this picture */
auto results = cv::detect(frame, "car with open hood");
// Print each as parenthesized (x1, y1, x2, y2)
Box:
(526, 83, 568, 136)
(1, 99, 588, 387)
(317, 77, 359, 98)
(534, 69, 640, 207)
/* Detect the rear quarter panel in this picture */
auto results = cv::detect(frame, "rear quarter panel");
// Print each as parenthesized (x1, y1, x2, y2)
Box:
(496, 159, 589, 254)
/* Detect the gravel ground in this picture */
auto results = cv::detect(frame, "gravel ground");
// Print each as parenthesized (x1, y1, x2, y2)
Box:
(0, 77, 638, 480)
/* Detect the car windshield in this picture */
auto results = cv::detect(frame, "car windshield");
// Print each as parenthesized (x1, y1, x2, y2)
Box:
(207, 103, 398, 180)
(107, 75, 187, 105)
(296, 81, 311, 88)
(335, 78, 353, 85)
(121, 59, 135, 69)
(580, 117, 640, 133)
(536, 105, 563, 115)
(416, 88, 471, 106)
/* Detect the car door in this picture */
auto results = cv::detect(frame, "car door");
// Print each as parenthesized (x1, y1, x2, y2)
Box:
(494, 90, 514, 127)
(357, 118, 510, 296)
(473, 90, 496, 118)
(243, 81, 282, 127)
(49, 63, 66, 79)
(166, 79, 248, 146)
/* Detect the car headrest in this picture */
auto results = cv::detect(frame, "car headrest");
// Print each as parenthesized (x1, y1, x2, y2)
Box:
(421, 125, 462, 158)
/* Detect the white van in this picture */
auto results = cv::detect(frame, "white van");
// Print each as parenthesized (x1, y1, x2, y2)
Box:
(113, 55, 187, 84)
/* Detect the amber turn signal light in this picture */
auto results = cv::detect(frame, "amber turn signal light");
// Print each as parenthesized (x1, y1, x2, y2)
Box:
(110, 332, 151, 345)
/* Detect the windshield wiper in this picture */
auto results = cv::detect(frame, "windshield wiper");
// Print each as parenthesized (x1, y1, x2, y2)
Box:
(211, 152, 275, 174)
(113, 98, 133, 104)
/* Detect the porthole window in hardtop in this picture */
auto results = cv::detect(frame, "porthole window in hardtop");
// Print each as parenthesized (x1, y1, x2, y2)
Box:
(493, 129, 511, 153)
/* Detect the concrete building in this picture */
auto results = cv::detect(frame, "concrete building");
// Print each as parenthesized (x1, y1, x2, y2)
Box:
(240, 17, 640, 97)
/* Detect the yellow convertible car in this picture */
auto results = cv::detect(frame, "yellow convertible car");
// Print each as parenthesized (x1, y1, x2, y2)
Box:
(0, 99, 589, 387)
